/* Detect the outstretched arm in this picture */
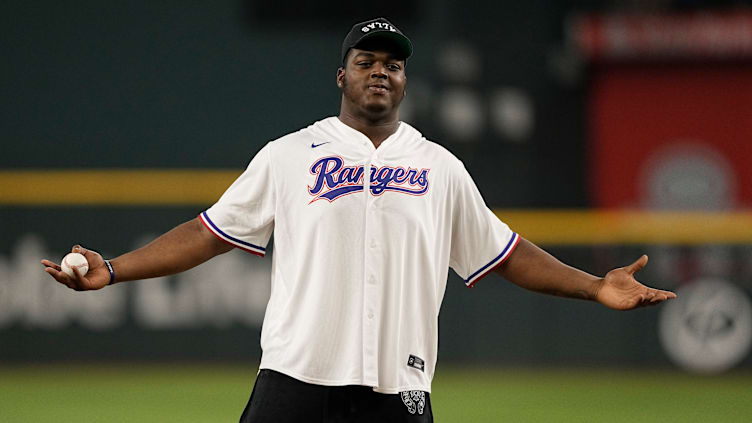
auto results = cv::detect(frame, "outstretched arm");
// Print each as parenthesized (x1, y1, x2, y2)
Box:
(42, 217, 233, 291)
(495, 237, 676, 310)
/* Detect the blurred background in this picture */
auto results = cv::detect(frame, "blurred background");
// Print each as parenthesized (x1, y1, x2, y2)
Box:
(2, 0, 752, 421)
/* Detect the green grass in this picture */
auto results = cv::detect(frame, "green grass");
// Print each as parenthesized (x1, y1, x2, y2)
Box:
(432, 367, 752, 422)
(1, 364, 750, 422)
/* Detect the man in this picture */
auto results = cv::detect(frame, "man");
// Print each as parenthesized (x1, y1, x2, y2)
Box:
(42, 18, 676, 423)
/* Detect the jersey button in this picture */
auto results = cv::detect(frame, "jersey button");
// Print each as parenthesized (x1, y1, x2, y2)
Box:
(367, 312, 374, 319)
(370, 239, 377, 249)
(368, 275, 376, 284)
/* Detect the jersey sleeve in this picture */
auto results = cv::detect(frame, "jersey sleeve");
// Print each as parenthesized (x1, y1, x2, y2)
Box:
(448, 161, 519, 287)
(199, 143, 276, 256)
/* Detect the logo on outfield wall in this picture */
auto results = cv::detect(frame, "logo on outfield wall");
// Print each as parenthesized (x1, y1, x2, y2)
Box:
(0, 235, 271, 330)
(640, 142, 737, 210)
(658, 278, 752, 373)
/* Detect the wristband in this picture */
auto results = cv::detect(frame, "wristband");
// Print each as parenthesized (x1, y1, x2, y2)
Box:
(104, 259, 115, 285)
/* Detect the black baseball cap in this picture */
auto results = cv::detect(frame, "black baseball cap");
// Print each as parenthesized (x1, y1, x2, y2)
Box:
(341, 18, 413, 65)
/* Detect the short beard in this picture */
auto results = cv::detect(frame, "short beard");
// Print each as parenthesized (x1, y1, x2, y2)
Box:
(341, 73, 402, 118)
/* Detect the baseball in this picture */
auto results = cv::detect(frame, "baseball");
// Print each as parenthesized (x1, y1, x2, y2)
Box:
(61, 252, 89, 278)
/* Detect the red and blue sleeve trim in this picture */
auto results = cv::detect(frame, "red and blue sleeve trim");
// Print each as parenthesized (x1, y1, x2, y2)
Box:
(199, 211, 266, 257)
(465, 232, 520, 288)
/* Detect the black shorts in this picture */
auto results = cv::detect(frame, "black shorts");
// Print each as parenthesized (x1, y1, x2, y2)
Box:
(239, 369, 433, 423)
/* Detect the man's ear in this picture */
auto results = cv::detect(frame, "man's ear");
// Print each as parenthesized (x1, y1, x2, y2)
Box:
(336, 67, 345, 88)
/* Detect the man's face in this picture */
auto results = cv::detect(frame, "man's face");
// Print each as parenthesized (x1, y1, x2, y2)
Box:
(337, 48, 406, 118)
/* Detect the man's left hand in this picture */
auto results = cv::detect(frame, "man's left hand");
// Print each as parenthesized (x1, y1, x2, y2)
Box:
(595, 255, 677, 310)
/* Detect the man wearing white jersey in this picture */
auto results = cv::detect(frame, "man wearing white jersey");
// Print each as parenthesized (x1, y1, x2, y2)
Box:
(42, 17, 676, 423)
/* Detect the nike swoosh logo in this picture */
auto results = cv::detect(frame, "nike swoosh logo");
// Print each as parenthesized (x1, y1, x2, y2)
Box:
(311, 141, 331, 148)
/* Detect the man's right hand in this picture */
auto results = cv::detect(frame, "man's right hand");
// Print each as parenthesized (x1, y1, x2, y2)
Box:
(41, 245, 111, 291)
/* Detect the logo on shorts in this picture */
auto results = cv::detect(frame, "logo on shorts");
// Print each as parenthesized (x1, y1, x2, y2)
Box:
(308, 156, 430, 203)
(400, 390, 426, 415)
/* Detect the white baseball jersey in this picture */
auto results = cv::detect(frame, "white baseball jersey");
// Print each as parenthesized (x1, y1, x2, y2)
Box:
(200, 117, 518, 393)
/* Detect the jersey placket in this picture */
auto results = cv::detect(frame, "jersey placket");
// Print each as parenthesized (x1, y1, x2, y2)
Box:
(361, 153, 383, 387)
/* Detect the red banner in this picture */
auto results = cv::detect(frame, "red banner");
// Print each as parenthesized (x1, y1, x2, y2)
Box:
(589, 64, 752, 209)
(571, 11, 752, 60)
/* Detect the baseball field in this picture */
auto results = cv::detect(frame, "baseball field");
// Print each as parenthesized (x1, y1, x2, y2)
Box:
(1, 363, 749, 422)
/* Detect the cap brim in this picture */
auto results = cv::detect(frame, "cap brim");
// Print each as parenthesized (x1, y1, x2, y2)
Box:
(354, 31, 413, 61)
